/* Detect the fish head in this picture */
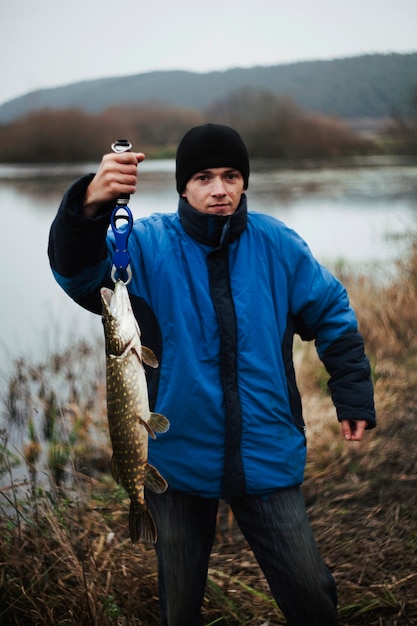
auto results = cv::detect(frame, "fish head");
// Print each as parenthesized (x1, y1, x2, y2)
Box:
(101, 280, 142, 357)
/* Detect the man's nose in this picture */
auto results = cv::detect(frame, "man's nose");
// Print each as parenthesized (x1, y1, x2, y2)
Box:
(211, 177, 227, 195)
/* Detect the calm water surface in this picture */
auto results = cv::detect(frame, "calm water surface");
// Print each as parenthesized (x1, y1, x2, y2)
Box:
(1, 156, 417, 381)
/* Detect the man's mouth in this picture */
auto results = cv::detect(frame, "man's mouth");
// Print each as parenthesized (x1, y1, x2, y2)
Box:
(210, 203, 229, 210)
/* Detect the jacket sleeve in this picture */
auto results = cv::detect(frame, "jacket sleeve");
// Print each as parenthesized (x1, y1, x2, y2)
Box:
(321, 330, 376, 428)
(48, 174, 115, 313)
(283, 226, 376, 428)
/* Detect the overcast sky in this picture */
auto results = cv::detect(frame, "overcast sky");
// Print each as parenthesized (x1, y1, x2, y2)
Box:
(1, 0, 416, 106)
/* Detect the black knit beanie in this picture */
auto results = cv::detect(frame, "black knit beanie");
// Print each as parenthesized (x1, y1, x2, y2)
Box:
(175, 123, 250, 194)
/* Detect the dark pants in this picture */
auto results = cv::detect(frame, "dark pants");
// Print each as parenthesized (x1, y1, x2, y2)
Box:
(146, 487, 338, 626)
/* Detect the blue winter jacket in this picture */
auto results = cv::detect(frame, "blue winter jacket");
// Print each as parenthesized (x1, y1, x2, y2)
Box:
(48, 175, 375, 500)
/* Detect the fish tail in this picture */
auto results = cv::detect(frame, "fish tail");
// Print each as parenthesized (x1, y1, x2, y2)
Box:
(129, 501, 157, 544)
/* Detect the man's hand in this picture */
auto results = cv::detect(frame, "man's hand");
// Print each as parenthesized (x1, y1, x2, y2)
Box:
(341, 419, 367, 441)
(83, 151, 145, 218)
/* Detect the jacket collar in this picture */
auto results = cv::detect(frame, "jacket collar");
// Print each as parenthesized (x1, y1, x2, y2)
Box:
(178, 195, 248, 247)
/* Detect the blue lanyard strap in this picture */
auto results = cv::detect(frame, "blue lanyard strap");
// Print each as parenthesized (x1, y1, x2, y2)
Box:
(110, 205, 133, 284)
(110, 139, 133, 284)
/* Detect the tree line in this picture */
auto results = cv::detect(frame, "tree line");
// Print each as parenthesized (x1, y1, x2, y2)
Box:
(0, 88, 415, 163)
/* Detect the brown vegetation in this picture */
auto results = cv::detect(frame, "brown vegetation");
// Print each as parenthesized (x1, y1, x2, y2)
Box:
(207, 89, 374, 159)
(0, 105, 203, 163)
(0, 90, 378, 164)
(382, 86, 417, 155)
(1, 245, 417, 624)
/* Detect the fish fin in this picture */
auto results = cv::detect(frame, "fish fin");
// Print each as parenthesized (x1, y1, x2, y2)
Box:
(145, 464, 169, 494)
(148, 412, 170, 434)
(143, 421, 157, 440)
(129, 501, 157, 544)
(141, 345, 159, 369)
(142, 412, 170, 440)
(111, 455, 121, 484)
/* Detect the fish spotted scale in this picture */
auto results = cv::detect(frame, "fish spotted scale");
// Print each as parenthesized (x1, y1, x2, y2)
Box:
(101, 280, 170, 543)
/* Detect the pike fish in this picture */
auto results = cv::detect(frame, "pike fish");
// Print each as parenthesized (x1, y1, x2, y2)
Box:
(101, 279, 169, 544)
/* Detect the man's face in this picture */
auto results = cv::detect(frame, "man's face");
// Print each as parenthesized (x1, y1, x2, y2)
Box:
(181, 167, 245, 215)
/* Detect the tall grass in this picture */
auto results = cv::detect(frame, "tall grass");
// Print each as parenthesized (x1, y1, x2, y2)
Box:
(1, 239, 417, 624)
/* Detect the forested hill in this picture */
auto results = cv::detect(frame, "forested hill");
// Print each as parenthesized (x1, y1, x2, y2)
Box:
(0, 52, 416, 124)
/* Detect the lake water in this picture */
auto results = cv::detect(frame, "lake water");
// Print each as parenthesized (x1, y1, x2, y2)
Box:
(1, 155, 417, 385)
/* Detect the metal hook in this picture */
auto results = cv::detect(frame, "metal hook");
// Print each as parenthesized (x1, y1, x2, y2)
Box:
(111, 263, 132, 285)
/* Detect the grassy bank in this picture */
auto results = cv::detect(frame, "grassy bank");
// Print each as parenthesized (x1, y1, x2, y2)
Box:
(1, 248, 417, 624)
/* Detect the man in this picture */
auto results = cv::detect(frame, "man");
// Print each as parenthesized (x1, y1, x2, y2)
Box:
(48, 123, 376, 626)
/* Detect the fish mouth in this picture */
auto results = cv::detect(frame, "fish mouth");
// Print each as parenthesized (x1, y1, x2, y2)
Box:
(101, 281, 133, 319)
(112, 280, 132, 315)
(101, 281, 142, 356)
(100, 286, 113, 309)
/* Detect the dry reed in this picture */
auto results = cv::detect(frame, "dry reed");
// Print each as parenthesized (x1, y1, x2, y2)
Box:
(1, 240, 417, 625)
